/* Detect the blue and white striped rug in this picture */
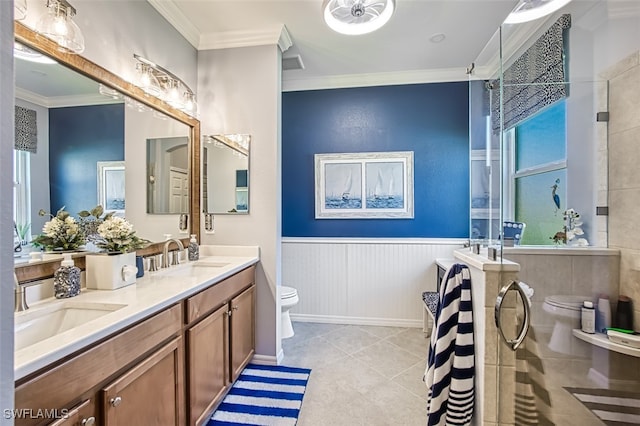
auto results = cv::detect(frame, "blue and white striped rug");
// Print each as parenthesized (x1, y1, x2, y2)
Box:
(208, 364, 311, 426)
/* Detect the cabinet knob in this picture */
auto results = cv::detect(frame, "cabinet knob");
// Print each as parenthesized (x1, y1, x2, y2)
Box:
(82, 417, 96, 426)
(232, 306, 239, 311)
(226, 310, 232, 317)
(109, 396, 122, 407)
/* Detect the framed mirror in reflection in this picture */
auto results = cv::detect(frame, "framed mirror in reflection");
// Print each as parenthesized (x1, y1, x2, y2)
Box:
(147, 136, 190, 214)
(203, 134, 250, 214)
(13, 22, 200, 267)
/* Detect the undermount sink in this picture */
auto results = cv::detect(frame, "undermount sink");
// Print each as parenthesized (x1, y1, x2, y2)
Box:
(15, 301, 127, 351)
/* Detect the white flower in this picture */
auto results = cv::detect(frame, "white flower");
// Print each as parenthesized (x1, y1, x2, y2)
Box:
(575, 238, 589, 247)
(96, 216, 146, 253)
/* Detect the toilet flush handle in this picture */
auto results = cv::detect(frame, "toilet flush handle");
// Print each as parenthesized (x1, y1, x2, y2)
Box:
(494, 280, 531, 351)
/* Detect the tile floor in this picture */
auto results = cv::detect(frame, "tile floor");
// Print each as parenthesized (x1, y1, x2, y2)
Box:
(281, 321, 429, 425)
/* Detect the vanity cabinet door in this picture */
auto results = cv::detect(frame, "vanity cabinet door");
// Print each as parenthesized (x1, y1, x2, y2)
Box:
(186, 304, 229, 426)
(101, 337, 184, 426)
(229, 285, 255, 382)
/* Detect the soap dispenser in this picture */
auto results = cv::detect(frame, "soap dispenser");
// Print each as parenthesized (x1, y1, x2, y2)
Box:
(188, 234, 199, 261)
(54, 253, 81, 299)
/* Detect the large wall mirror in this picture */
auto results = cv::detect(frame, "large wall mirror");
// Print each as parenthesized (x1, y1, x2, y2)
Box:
(13, 22, 200, 267)
(203, 134, 250, 214)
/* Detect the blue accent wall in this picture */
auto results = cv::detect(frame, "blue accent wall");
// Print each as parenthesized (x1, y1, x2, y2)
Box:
(282, 83, 470, 238)
(49, 104, 124, 215)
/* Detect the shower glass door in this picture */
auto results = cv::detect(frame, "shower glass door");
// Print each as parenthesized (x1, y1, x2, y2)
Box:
(470, 0, 640, 424)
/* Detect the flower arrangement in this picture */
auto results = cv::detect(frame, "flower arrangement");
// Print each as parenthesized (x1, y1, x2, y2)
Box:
(551, 208, 589, 246)
(77, 205, 113, 241)
(95, 215, 150, 253)
(32, 207, 86, 251)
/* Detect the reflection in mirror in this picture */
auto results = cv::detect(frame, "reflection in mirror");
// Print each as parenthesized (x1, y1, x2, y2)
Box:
(203, 134, 250, 214)
(13, 22, 200, 268)
(147, 136, 190, 214)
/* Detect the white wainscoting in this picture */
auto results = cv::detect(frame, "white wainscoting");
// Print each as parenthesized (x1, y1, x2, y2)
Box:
(282, 238, 465, 327)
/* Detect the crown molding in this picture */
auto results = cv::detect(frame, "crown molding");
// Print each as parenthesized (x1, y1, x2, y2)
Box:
(16, 87, 123, 108)
(282, 67, 468, 92)
(199, 25, 291, 51)
(278, 25, 293, 53)
(147, 0, 201, 49)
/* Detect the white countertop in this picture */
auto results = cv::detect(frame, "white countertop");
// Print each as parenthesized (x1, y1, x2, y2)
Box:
(15, 245, 259, 381)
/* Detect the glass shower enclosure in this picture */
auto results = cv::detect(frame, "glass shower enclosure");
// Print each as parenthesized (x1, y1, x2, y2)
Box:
(469, 0, 640, 424)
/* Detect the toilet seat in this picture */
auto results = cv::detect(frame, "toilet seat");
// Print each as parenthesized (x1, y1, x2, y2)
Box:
(281, 286, 298, 299)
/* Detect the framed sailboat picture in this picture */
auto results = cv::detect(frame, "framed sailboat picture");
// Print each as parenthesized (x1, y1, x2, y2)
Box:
(314, 151, 414, 219)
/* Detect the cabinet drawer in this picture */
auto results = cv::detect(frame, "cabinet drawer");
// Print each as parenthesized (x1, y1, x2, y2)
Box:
(185, 266, 255, 324)
(15, 304, 182, 423)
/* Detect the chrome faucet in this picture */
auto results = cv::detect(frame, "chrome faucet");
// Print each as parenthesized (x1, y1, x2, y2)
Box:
(15, 273, 37, 312)
(162, 238, 184, 268)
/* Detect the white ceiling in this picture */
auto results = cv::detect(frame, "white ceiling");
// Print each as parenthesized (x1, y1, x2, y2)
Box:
(149, 0, 520, 90)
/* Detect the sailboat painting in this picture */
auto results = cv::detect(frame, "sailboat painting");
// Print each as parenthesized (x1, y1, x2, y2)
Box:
(315, 151, 414, 219)
(323, 163, 362, 209)
(365, 162, 404, 209)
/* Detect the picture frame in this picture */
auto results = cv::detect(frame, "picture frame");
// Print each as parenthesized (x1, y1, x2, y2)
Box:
(314, 151, 414, 219)
(97, 161, 125, 215)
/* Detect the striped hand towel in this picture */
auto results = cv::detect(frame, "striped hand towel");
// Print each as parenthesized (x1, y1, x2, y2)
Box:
(425, 263, 475, 426)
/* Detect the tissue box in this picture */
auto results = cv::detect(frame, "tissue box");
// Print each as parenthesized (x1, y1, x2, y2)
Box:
(86, 252, 137, 290)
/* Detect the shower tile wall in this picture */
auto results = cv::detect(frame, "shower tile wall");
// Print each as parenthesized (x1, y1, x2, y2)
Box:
(504, 251, 640, 425)
(605, 50, 640, 331)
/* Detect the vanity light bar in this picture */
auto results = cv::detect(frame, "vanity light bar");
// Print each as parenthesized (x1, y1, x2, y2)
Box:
(133, 53, 197, 116)
(203, 135, 249, 157)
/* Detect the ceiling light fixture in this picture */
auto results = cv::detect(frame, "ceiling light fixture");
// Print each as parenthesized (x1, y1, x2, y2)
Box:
(133, 54, 198, 117)
(322, 0, 396, 35)
(13, 42, 58, 64)
(14, 0, 27, 20)
(504, 0, 572, 24)
(35, 0, 85, 54)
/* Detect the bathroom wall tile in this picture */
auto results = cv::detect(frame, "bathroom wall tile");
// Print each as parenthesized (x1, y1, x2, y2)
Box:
(596, 215, 608, 234)
(596, 123, 608, 153)
(485, 308, 498, 366)
(522, 255, 573, 298)
(484, 365, 498, 423)
(608, 64, 640, 135)
(597, 189, 608, 206)
(498, 366, 516, 424)
(597, 147, 608, 192)
(597, 231, 609, 247)
(600, 50, 639, 80)
(608, 127, 640, 191)
(571, 255, 620, 300)
(609, 188, 640, 250)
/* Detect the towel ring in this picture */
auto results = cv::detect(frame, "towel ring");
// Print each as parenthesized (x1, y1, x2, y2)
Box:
(494, 280, 531, 351)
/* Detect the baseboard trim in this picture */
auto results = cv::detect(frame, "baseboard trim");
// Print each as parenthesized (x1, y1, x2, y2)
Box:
(290, 313, 422, 328)
(251, 353, 280, 366)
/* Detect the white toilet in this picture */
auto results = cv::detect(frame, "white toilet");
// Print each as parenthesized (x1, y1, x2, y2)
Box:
(542, 295, 589, 355)
(281, 286, 299, 339)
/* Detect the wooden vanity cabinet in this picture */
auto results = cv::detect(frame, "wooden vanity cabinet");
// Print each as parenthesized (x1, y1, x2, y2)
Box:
(14, 304, 182, 426)
(185, 265, 256, 426)
(229, 285, 255, 382)
(101, 337, 184, 426)
(14, 264, 256, 426)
